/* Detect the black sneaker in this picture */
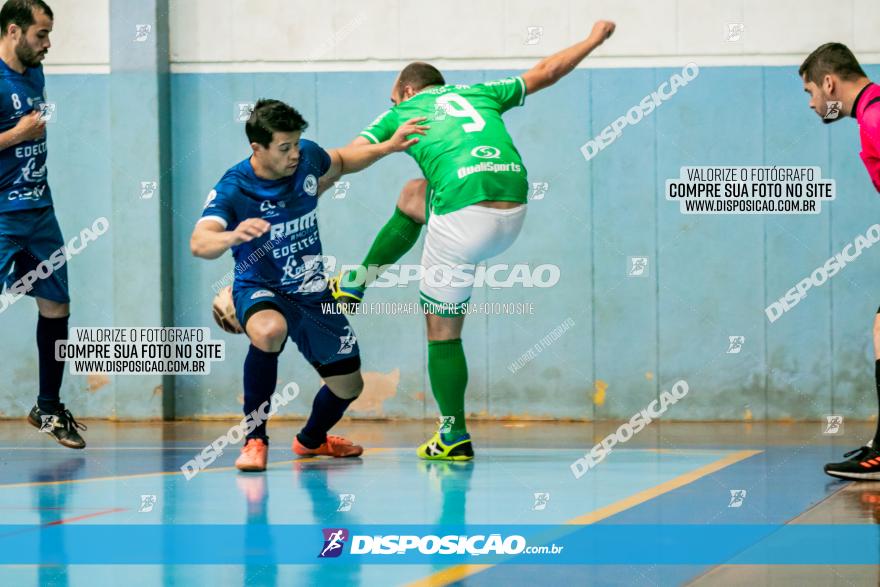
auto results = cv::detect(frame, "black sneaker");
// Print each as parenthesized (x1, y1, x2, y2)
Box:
(27, 404, 87, 449)
(825, 444, 880, 480)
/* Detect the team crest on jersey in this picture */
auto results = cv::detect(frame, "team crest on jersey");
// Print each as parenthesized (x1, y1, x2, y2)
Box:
(250, 290, 275, 300)
(303, 174, 318, 196)
(470, 146, 501, 159)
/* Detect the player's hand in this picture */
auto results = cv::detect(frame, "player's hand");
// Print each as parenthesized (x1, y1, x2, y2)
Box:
(13, 111, 46, 142)
(587, 20, 615, 46)
(230, 218, 270, 245)
(388, 117, 429, 152)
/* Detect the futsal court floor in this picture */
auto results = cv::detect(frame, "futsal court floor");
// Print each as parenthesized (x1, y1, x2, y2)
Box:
(0, 419, 875, 586)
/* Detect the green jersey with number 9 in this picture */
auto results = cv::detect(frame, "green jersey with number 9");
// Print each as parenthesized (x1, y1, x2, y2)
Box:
(359, 76, 529, 215)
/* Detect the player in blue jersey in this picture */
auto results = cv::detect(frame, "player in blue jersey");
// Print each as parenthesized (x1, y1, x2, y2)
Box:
(190, 99, 425, 471)
(0, 1, 86, 449)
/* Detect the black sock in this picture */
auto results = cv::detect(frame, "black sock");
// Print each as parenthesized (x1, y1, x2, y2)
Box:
(37, 313, 68, 413)
(873, 359, 880, 447)
(297, 385, 355, 448)
(243, 344, 280, 441)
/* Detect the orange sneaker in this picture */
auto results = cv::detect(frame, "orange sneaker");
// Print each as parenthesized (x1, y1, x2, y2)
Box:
(235, 438, 268, 472)
(292, 434, 363, 458)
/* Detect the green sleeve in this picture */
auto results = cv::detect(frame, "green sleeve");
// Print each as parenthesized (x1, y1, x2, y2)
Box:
(359, 109, 398, 144)
(475, 76, 526, 113)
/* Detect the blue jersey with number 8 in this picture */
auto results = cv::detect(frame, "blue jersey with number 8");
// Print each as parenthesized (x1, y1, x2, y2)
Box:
(0, 60, 50, 213)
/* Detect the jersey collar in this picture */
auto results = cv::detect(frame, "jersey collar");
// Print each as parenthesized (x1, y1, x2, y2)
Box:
(852, 82, 874, 120)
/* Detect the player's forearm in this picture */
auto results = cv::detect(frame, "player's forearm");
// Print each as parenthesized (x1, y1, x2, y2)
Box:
(527, 37, 601, 93)
(335, 141, 393, 176)
(0, 126, 26, 151)
(190, 229, 236, 259)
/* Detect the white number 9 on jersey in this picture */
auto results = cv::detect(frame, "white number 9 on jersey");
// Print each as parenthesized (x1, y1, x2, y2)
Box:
(435, 94, 485, 133)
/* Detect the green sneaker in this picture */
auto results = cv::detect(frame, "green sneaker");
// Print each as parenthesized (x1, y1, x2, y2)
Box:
(416, 432, 474, 461)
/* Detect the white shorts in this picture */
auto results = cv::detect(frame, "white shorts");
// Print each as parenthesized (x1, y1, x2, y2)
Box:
(419, 203, 527, 316)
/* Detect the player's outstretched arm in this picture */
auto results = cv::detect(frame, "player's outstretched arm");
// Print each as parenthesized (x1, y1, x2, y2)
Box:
(521, 20, 615, 96)
(190, 218, 269, 259)
(318, 117, 428, 193)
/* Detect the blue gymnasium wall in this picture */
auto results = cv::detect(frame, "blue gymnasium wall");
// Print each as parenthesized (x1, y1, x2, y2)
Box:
(169, 64, 880, 422)
(2, 67, 877, 422)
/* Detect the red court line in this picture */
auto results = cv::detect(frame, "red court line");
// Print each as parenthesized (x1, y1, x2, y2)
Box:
(45, 507, 126, 526)
(0, 508, 127, 540)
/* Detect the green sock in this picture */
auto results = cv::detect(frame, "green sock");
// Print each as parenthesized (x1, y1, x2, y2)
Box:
(427, 339, 468, 438)
(345, 207, 422, 291)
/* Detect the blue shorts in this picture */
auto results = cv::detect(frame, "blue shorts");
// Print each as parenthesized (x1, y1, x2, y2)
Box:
(0, 206, 69, 304)
(232, 283, 360, 377)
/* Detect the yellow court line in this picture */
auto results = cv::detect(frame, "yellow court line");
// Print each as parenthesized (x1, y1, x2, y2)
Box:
(0, 448, 395, 489)
(406, 449, 763, 587)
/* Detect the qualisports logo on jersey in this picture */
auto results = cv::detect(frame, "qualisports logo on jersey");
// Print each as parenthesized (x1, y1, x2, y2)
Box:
(303, 174, 318, 196)
(319, 528, 348, 558)
(471, 146, 501, 159)
(250, 290, 275, 300)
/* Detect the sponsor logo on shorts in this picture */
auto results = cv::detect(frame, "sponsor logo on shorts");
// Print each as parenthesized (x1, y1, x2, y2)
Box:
(338, 325, 357, 355)
(303, 174, 318, 196)
(250, 290, 275, 300)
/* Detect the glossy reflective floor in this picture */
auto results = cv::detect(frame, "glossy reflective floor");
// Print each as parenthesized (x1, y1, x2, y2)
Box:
(0, 420, 873, 586)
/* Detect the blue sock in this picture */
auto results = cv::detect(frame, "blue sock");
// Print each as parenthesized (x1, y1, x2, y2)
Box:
(243, 344, 280, 442)
(297, 385, 355, 448)
(37, 314, 68, 413)
(441, 431, 470, 444)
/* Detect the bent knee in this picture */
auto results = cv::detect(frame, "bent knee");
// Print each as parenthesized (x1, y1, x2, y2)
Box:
(247, 314, 287, 349)
(397, 179, 428, 223)
(327, 371, 364, 400)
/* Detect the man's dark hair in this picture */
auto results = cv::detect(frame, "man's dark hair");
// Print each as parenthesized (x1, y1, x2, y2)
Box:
(245, 99, 308, 147)
(397, 62, 445, 93)
(0, 0, 53, 37)
(799, 42, 866, 85)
